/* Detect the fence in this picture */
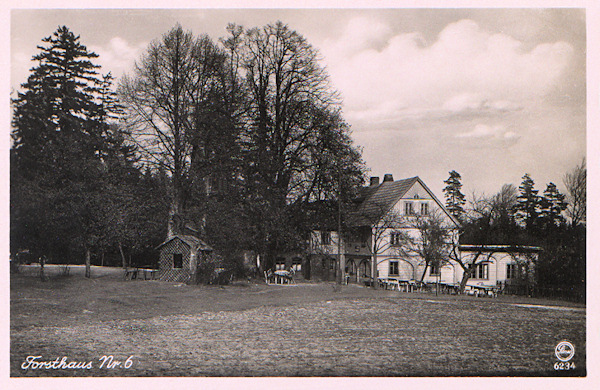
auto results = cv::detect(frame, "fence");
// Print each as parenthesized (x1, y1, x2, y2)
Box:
(533, 286, 586, 303)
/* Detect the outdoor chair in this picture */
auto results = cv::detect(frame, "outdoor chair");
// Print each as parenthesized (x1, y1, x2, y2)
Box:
(386, 279, 400, 291)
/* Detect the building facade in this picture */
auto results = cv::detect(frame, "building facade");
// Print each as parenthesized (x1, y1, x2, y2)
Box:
(308, 174, 541, 290)
(309, 175, 460, 284)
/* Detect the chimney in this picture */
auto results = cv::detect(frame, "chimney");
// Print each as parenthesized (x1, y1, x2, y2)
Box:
(383, 174, 394, 182)
(370, 176, 380, 186)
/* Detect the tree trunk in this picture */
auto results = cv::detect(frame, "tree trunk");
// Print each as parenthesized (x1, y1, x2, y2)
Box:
(85, 248, 91, 278)
(419, 263, 429, 283)
(459, 266, 472, 293)
(372, 252, 378, 289)
(119, 242, 127, 269)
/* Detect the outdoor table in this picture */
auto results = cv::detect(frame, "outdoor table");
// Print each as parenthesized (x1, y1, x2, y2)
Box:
(123, 268, 138, 280)
(124, 268, 157, 280)
(139, 269, 157, 280)
(272, 270, 294, 284)
(468, 284, 498, 297)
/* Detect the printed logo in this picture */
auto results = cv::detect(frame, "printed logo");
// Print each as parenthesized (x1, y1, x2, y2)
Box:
(555, 341, 575, 362)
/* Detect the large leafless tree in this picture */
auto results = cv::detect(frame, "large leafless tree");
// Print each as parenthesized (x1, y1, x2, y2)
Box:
(227, 21, 364, 259)
(231, 22, 352, 204)
(119, 26, 238, 238)
(452, 185, 519, 292)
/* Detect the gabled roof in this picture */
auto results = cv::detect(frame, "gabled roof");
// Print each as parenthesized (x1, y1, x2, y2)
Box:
(348, 177, 419, 226)
(347, 176, 460, 228)
(156, 235, 213, 251)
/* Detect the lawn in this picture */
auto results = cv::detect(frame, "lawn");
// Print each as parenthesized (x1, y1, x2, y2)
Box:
(10, 266, 586, 377)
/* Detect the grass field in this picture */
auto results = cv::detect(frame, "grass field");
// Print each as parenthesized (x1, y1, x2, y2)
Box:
(10, 265, 586, 377)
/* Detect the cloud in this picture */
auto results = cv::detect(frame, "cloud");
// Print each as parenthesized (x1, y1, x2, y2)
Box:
(320, 18, 574, 123)
(442, 93, 521, 114)
(325, 16, 394, 56)
(90, 37, 147, 80)
(455, 124, 521, 147)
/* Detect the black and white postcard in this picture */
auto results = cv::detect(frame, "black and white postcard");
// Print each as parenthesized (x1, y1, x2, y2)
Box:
(4, 1, 596, 389)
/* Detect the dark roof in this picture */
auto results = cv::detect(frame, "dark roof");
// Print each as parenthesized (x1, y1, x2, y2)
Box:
(348, 177, 419, 226)
(156, 235, 213, 251)
(347, 176, 459, 227)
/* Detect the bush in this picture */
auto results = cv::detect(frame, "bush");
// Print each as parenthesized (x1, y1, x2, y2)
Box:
(194, 252, 230, 285)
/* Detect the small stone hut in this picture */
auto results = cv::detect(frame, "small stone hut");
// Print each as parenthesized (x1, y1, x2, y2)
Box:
(156, 235, 213, 282)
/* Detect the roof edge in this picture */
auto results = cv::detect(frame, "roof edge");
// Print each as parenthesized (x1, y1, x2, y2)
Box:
(459, 244, 543, 252)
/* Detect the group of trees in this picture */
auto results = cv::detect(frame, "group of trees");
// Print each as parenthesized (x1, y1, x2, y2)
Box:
(11, 23, 365, 275)
(11, 27, 167, 274)
(443, 164, 586, 300)
(10, 24, 586, 298)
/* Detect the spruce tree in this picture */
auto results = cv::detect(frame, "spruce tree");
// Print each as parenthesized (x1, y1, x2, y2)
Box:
(539, 182, 567, 229)
(11, 26, 127, 270)
(515, 173, 540, 231)
(443, 170, 466, 221)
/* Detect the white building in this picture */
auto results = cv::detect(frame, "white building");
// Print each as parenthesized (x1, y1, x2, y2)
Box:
(309, 174, 541, 292)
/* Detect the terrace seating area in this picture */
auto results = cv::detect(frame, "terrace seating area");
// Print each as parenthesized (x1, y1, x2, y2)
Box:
(264, 269, 296, 285)
(376, 277, 497, 297)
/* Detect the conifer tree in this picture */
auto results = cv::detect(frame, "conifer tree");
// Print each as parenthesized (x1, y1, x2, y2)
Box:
(515, 173, 540, 231)
(11, 26, 129, 273)
(539, 182, 567, 229)
(443, 170, 466, 221)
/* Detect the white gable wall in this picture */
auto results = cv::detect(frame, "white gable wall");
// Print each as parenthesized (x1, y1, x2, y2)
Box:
(374, 180, 459, 281)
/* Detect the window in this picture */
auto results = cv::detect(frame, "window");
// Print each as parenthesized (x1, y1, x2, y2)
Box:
(292, 258, 302, 272)
(404, 202, 414, 215)
(390, 231, 403, 246)
(321, 231, 331, 245)
(507, 263, 519, 279)
(173, 253, 183, 269)
(275, 258, 286, 270)
(421, 203, 429, 215)
(389, 261, 399, 276)
(429, 263, 440, 276)
(473, 263, 489, 279)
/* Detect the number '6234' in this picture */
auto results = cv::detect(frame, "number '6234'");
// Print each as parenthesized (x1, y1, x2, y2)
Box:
(554, 362, 576, 370)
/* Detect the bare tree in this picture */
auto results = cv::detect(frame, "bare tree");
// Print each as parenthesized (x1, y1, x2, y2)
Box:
(227, 21, 365, 262)
(452, 187, 518, 292)
(402, 211, 454, 283)
(119, 26, 236, 238)
(231, 21, 344, 206)
(564, 158, 586, 226)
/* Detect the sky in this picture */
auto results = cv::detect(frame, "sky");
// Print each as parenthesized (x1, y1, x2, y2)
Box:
(9, 6, 588, 200)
